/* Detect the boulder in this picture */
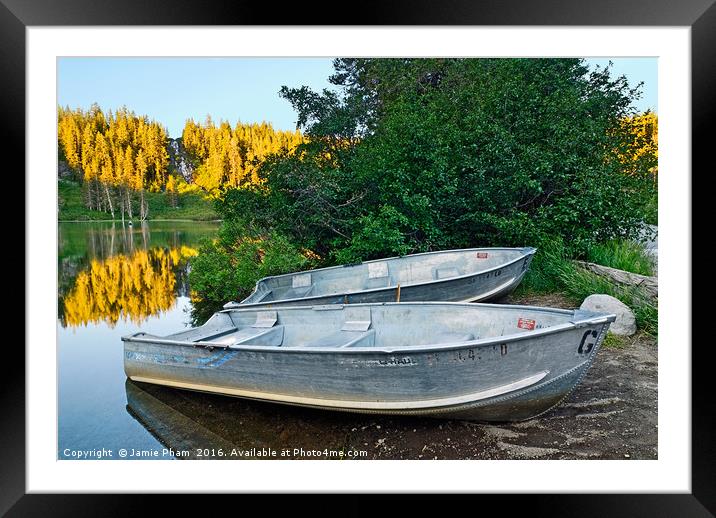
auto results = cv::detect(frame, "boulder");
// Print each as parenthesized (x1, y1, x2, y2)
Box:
(580, 294, 637, 336)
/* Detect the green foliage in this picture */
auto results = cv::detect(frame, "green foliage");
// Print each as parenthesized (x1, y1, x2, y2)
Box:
(222, 58, 654, 263)
(58, 179, 219, 221)
(334, 205, 412, 264)
(188, 221, 312, 323)
(517, 239, 570, 294)
(145, 191, 219, 221)
(585, 239, 655, 276)
(642, 190, 658, 225)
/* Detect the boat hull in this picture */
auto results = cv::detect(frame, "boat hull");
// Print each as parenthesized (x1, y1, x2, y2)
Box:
(233, 248, 535, 309)
(124, 309, 610, 422)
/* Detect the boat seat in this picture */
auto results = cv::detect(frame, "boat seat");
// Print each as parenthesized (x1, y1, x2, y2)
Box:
(194, 311, 284, 348)
(187, 325, 238, 342)
(432, 332, 475, 344)
(301, 329, 376, 348)
(203, 325, 285, 348)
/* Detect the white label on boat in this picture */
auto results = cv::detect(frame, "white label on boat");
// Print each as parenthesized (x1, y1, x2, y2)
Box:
(368, 262, 389, 278)
(292, 273, 312, 288)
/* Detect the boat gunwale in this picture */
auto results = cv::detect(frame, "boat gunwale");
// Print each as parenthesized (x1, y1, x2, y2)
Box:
(228, 246, 537, 308)
(122, 302, 616, 355)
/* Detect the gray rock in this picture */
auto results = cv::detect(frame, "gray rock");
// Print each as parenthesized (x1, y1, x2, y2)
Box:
(167, 138, 195, 182)
(58, 159, 75, 180)
(580, 294, 637, 336)
(637, 224, 658, 270)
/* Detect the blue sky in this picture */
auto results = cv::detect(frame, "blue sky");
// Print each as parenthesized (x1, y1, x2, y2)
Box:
(58, 57, 657, 138)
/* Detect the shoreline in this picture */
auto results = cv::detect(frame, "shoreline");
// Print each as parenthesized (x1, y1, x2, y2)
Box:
(58, 219, 223, 223)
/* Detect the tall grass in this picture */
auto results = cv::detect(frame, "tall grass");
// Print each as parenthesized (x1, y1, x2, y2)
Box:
(585, 239, 655, 276)
(519, 238, 658, 336)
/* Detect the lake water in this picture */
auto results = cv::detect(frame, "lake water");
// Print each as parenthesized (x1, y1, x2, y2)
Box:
(58, 221, 222, 460)
(57, 220, 373, 461)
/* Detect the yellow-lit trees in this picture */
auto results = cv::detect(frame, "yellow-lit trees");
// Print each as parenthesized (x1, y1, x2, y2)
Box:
(58, 105, 308, 217)
(183, 118, 306, 196)
(58, 107, 82, 171)
(617, 111, 658, 179)
(57, 105, 170, 218)
(95, 132, 116, 218)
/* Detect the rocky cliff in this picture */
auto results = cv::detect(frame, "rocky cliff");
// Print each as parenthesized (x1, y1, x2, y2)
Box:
(167, 138, 195, 182)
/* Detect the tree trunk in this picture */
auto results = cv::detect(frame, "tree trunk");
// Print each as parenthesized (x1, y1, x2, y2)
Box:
(82, 181, 89, 210)
(104, 183, 115, 219)
(574, 261, 658, 300)
(95, 180, 103, 212)
(139, 190, 148, 221)
(126, 189, 133, 219)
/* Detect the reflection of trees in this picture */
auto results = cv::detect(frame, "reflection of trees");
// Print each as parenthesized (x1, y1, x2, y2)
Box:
(61, 246, 198, 328)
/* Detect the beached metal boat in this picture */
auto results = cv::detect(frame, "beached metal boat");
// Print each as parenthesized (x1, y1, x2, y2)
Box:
(224, 247, 537, 310)
(123, 302, 614, 422)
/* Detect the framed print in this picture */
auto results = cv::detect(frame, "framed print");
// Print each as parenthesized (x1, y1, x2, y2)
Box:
(5, 0, 711, 513)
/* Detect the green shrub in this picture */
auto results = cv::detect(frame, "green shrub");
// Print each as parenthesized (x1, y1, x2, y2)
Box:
(585, 239, 654, 276)
(188, 221, 312, 323)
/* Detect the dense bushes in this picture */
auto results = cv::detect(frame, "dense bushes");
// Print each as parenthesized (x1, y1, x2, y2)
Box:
(188, 222, 312, 322)
(216, 59, 654, 264)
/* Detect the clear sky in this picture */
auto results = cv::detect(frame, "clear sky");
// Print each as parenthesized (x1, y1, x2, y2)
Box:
(58, 57, 657, 138)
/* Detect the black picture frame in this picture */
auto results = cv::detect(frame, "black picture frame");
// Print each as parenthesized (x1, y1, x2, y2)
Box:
(5, 0, 709, 514)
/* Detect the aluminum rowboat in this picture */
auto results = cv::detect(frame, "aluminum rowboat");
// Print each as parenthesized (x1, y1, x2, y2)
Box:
(224, 247, 536, 309)
(123, 302, 615, 422)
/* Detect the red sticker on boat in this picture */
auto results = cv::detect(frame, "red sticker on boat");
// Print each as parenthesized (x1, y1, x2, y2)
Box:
(517, 318, 536, 330)
(476, 252, 488, 259)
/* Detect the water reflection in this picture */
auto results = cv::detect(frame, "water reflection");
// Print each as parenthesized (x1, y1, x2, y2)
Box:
(58, 221, 213, 328)
(125, 379, 235, 457)
(124, 379, 383, 460)
(61, 247, 197, 327)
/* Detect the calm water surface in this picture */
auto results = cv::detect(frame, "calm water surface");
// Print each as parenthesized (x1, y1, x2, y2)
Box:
(58, 221, 221, 459)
